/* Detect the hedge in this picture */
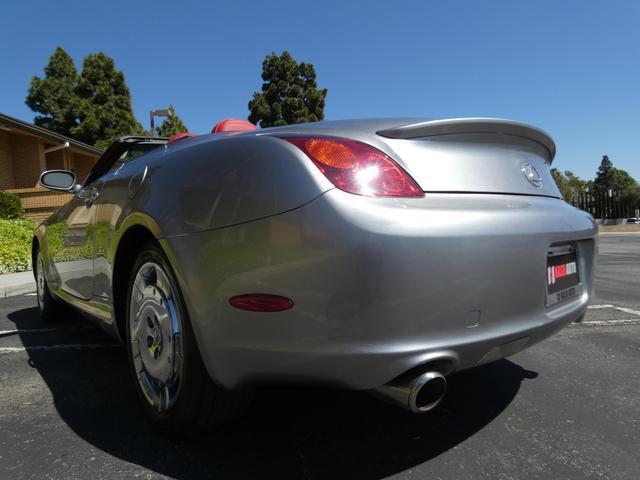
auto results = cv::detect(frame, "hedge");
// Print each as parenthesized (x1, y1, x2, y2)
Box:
(0, 219, 36, 274)
(0, 190, 24, 220)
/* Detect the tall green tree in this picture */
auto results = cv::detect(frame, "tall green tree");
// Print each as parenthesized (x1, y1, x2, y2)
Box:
(248, 51, 327, 127)
(71, 52, 143, 149)
(156, 105, 189, 137)
(25, 47, 78, 136)
(594, 155, 637, 193)
(594, 155, 614, 191)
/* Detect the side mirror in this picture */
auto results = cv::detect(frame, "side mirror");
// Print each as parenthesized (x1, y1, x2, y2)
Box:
(39, 170, 77, 192)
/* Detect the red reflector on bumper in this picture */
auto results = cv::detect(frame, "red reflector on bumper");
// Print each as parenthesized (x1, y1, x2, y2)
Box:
(229, 294, 294, 312)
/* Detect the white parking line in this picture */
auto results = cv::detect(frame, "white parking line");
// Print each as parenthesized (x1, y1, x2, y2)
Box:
(574, 303, 640, 327)
(613, 306, 640, 317)
(0, 346, 29, 353)
(586, 304, 640, 317)
(0, 326, 96, 335)
(573, 319, 640, 327)
(0, 344, 120, 354)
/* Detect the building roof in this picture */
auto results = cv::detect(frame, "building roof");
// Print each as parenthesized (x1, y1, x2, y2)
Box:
(0, 112, 103, 156)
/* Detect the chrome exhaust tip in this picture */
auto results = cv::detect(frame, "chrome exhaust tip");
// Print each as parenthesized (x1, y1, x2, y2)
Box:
(372, 371, 447, 413)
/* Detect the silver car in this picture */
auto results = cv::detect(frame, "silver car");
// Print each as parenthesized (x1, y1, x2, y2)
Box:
(34, 118, 597, 435)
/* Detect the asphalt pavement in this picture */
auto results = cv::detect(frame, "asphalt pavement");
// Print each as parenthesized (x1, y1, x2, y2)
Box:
(0, 235, 639, 479)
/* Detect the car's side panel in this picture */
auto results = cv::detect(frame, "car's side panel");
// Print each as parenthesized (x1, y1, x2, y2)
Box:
(88, 134, 332, 303)
(40, 194, 97, 300)
(140, 135, 334, 236)
(53, 288, 114, 323)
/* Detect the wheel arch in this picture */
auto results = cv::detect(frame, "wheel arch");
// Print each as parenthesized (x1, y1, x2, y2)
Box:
(110, 213, 177, 343)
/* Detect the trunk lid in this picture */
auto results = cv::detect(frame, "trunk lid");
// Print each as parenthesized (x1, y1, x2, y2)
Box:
(377, 118, 561, 198)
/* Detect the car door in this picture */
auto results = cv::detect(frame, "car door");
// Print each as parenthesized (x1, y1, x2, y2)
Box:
(90, 138, 167, 299)
(46, 180, 101, 300)
(91, 154, 139, 299)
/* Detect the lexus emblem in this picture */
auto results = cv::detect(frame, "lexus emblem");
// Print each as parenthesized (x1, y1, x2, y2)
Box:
(522, 163, 543, 188)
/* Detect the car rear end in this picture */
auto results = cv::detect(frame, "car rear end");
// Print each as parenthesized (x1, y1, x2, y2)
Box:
(167, 118, 597, 391)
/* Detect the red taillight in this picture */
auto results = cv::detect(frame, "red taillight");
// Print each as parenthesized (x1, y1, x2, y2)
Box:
(279, 136, 423, 197)
(229, 294, 294, 312)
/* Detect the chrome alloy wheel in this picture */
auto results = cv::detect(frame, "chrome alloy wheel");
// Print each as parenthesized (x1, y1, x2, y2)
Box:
(129, 262, 184, 414)
(36, 253, 46, 310)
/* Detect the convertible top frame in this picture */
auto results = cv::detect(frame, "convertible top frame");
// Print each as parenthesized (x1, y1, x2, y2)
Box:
(83, 136, 168, 186)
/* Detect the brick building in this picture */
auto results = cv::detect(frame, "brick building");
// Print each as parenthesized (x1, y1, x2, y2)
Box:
(0, 112, 102, 221)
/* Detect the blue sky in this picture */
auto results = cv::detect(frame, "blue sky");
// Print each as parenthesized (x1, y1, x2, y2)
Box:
(1, 0, 638, 181)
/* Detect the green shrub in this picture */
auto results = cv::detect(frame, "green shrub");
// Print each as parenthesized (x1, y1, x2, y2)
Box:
(0, 190, 24, 219)
(0, 218, 36, 273)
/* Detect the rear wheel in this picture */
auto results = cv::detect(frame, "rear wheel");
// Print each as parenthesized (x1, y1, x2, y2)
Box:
(125, 242, 249, 435)
(35, 247, 63, 321)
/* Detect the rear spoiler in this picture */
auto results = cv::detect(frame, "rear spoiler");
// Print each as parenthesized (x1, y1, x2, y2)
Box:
(377, 118, 556, 160)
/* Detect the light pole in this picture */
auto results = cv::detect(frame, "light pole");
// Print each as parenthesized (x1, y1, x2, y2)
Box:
(149, 108, 171, 135)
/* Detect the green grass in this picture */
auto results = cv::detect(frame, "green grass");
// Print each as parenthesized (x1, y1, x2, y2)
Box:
(0, 218, 36, 274)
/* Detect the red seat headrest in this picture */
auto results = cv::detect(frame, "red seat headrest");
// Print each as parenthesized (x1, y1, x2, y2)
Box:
(212, 118, 257, 133)
(168, 132, 196, 143)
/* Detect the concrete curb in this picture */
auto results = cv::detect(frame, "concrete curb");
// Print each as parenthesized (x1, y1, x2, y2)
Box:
(0, 281, 36, 298)
(0, 270, 37, 298)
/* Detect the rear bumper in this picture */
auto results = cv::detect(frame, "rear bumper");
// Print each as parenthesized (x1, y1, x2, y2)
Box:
(165, 191, 597, 390)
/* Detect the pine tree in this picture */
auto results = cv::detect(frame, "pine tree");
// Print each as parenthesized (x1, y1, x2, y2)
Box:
(594, 155, 637, 192)
(594, 155, 614, 191)
(71, 52, 144, 149)
(25, 47, 79, 136)
(248, 51, 327, 127)
(156, 105, 189, 137)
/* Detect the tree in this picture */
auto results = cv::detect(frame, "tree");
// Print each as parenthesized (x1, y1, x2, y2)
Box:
(551, 168, 570, 199)
(71, 52, 143, 149)
(608, 169, 637, 192)
(619, 185, 640, 213)
(551, 169, 587, 201)
(594, 155, 614, 189)
(248, 51, 327, 127)
(594, 155, 637, 193)
(25, 47, 79, 136)
(156, 105, 188, 137)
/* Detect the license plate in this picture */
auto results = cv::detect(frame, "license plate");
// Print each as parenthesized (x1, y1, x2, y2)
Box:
(546, 245, 582, 307)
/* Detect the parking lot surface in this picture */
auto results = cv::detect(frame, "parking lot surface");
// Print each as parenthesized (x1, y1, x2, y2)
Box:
(1, 235, 639, 479)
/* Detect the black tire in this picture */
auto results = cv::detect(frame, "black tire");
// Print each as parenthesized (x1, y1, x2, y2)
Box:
(125, 242, 249, 436)
(35, 246, 63, 322)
